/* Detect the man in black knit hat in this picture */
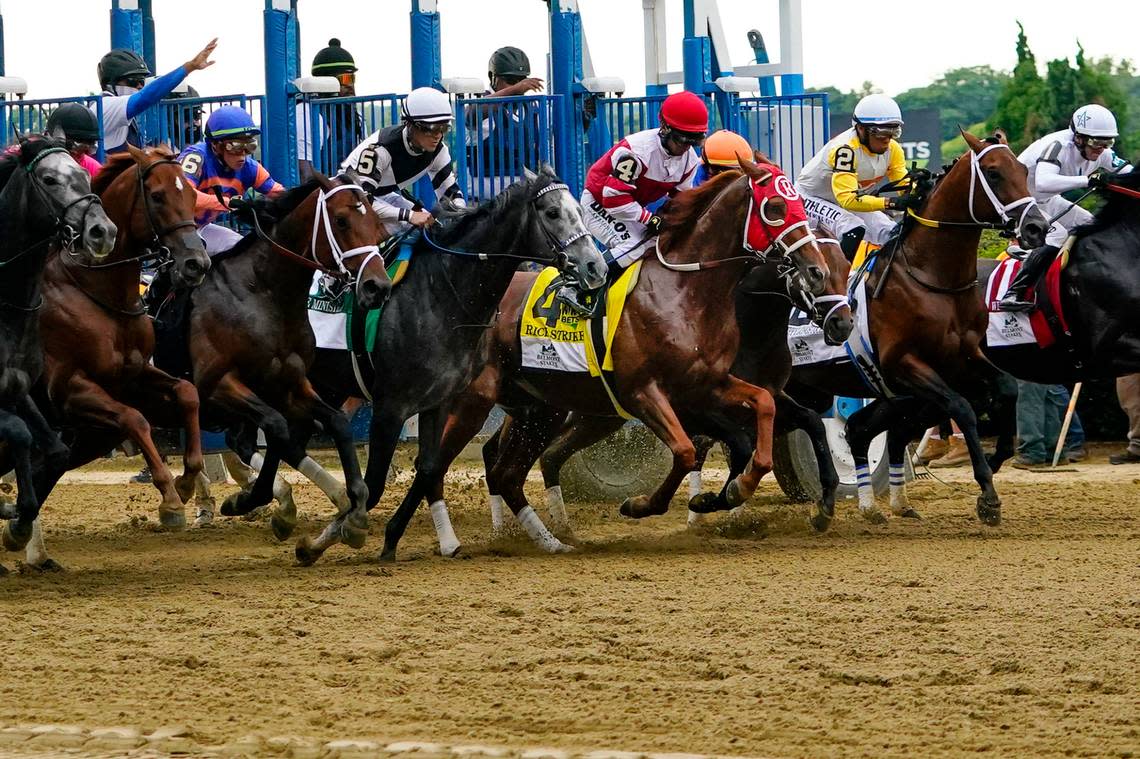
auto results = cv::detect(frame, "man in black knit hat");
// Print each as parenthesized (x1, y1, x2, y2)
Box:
(298, 38, 366, 178)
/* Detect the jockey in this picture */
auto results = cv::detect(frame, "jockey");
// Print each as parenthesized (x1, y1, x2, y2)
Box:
(297, 38, 366, 179)
(694, 129, 752, 185)
(341, 86, 466, 234)
(998, 103, 1133, 311)
(582, 91, 706, 265)
(795, 94, 915, 260)
(46, 104, 103, 177)
(177, 106, 286, 256)
(95, 39, 217, 155)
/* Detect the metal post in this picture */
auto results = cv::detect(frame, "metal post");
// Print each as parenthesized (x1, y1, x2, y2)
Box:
(747, 30, 776, 97)
(410, 0, 441, 89)
(140, 0, 155, 72)
(110, 0, 144, 55)
(681, 0, 709, 95)
(549, 1, 585, 196)
(778, 0, 804, 94)
(0, 1, 6, 78)
(263, 0, 300, 186)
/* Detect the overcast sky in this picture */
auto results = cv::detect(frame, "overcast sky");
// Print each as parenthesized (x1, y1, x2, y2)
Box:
(3, 0, 1136, 102)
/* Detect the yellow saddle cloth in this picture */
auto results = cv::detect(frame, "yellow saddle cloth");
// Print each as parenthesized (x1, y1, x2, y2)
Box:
(519, 262, 642, 417)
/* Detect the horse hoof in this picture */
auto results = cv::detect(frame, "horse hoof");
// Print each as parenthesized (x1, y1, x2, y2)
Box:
(174, 474, 196, 504)
(688, 491, 723, 514)
(440, 541, 462, 559)
(860, 507, 888, 525)
(270, 513, 297, 542)
(976, 497, 1002, 526)
(897, 508, 922, 520)
(619, 495, 651, 519)
(159, 509, 187, 529)
(0, 502, 18, 520)
(0, 563, 8, 576)
(378, 547, 397, 563)
(294, 538, 323, 567)
(192, 509, 214, 529)
(21, 558, 65, 573)
(809, 510, 833, 532)
(725, 478, 751, 508)
(220, 491, 258, 517)
(3, 521, 32, 552)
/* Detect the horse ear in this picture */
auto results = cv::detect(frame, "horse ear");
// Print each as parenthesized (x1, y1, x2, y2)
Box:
(959, 125, 983, 153)
(752, 150, 772, 166)
(540, 161, 558, 178)
(523, 166, 539, 182)
(992, 128, 1009, 145)
(739, 158, 772, 184)
(312, 171, 334, 191)
(127, 143, 148, 164)
(48, 125, 67, 143)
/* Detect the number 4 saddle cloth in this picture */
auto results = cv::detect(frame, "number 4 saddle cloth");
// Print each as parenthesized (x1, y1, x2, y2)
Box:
(519, 262, 643, 418)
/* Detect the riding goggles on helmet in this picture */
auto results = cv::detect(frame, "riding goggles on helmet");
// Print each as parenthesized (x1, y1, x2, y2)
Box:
(335, 71, 356, 87)
(120, 77, 147, 90)
(67, 139, 98, 156)
(864, 123, 903, 139)
(221, 139, 258, 155)
(412, 121, 451, 137)
(667, 127, 706, 147)
(1083, 136, 1115, 149)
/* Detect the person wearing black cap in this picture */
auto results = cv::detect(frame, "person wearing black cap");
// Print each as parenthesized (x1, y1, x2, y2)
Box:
(298, 38, 366, 179)
(464, 46, 544, 202)
(165, 84, 204, 149)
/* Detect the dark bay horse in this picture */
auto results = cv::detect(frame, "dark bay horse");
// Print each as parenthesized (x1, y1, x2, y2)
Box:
(873, 171, 1140, 513)
(12, 146, 211, 570)
(167, 174, 390, 536)
(357, 159, 837, 561)
(0, 138, 116, 562)
(787, 130, 1049, 526)
(518, 225, 853, 535)
(291, 166, 608, 565)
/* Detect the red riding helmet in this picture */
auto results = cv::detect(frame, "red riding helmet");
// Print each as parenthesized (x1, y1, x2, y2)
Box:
(659, 91, 709, 133)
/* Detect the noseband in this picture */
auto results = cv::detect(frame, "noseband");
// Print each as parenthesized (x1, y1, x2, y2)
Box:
(18, 147, 103, 259)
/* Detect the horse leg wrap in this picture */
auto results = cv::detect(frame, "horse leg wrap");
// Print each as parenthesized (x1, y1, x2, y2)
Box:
(489, 493, 508, 531)
(688, 471, 702, 500)
(888, 463, 909, 515)
(725, 462, 755, 507)
(429, 500, 461, 558)
(517, 506, 571, 553)
(545, 485, 568, 527)
(298, 456, 350, 514)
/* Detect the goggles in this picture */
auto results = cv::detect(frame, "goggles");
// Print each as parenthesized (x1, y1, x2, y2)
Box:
(864, 123, 902, 139)
(220, 139, 258, 155)
(120, 77, 147, 90)
(67, 139, 98, 156)
(412, 121, 451, 137)
(1082, 136, 1115, 149)
(667, 128, 706, 147)
(335, 71, 356, 87)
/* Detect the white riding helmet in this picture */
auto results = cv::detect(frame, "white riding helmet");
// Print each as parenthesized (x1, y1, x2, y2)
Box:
(1070, 103, 1118, 138)
(402, 87, 454, 124)
(852, 94, 904, 126)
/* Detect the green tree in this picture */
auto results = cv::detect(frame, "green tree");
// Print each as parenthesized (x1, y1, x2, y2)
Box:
(806, 84, 861, 117)
(988, 22, 1049, 150)
(896, 66, 1010, 142)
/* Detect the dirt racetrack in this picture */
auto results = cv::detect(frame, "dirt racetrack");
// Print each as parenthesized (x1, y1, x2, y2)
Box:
(0, 446, 1136, 758)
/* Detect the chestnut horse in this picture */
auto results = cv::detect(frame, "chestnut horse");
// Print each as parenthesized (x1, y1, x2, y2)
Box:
(370, 158, 836, 561)
(22, 148, 211, 557)
(787, 130, 1049, 525)
(166, 174, 390, 534)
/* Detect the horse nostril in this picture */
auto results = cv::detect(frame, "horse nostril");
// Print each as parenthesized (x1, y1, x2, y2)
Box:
(88, 224, 106, 240)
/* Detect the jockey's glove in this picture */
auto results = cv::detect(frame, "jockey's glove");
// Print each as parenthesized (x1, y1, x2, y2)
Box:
(646, 214, 664, 235)
(885, 194, 921, 212)
(1087, 168, 1111, 189)
(226, 195, 249, 216)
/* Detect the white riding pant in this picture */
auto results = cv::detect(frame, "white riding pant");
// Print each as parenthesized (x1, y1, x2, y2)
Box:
(200, 223, 243, 257)
(801, 195, 897, 246)
(581, 189, 652, 269)
(1037, 195, 1094, 248)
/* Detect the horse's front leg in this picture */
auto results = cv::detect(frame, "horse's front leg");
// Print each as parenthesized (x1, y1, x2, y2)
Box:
(710, 375, 777, 510)
(619, 382, 698, 518)
(56, 376, 187, 529)
(774, 392, 840, 531)
(130, 365, 205, 510)
(895, 354, 1001, 525)
(0, 408, 39, 552)
(208, 373, 290, 519)
(301, 381, 370, 549)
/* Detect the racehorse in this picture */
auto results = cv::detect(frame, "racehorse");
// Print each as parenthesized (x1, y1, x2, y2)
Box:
(863, 170, 1140, 516)
(355, 157, 838, 562)
(289, 165, 608, 565)
(157, 173, 390, 534)
(8, 146, 211, 570)
(496, 224, 854, 536)
(787, 130, 1049, 526)
(0, 137, 116, 561)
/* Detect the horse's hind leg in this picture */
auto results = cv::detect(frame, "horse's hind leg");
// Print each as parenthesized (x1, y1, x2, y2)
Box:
(538, 411, 618, 532)
(773, 392, 840, 531)
(209, 375, 290, 518)
(844, 398, 903, 524)
(303, 386, 369, 547)
(886, 403, 935, 519)
(710, 377, 777, 511)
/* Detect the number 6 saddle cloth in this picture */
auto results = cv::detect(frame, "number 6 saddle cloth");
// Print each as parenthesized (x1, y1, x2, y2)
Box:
(519, 263, 643, 418)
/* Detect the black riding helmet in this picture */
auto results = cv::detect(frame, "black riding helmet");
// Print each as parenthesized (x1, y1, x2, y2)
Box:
(98, 48, 152, 90)
(311, 38, 357, 76)
(488, 46, 530, 79)
(46, 103, 100, 142)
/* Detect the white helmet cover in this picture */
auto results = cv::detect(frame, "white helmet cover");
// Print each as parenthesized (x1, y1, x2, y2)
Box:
(852, 94, 904, 126)
(402, 87, 454, 123)
(1070, 103, 1118, 138)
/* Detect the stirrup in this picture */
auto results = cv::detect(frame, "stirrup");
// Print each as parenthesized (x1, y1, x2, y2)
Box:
(554, 284, 600, 317)
(996, 291, 1035, 312)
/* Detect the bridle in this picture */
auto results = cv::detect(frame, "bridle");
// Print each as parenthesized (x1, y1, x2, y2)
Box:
(421, 181, 592, 271)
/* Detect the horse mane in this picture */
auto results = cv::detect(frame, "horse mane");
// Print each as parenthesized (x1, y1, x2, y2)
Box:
(1075, 167, 1140, 236)
(659, 170, 740, 230)
(432, 173, 546, 245)
(0, 135, 65, 193)
(91, 145, 177, 195)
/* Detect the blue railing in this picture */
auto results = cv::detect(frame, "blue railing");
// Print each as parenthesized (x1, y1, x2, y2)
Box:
(152, 94, 265, 159)
(291, 92, 404, 184)
(453, 94, 558, 202)
(729, 92, 828, 181)
(1, 96, 106, 162)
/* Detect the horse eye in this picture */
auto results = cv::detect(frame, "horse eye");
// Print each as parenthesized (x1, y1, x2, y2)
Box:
(150, 191, 165, 203)
(336, 216, 349, 230)
(544, 207, 560, 220)
(42, 175, 59, 186)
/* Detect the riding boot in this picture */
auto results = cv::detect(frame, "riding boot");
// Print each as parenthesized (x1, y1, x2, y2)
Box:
(997, 244, 1060, 312)
(839, 227, 866, 264)
(554, 280, 600, 317)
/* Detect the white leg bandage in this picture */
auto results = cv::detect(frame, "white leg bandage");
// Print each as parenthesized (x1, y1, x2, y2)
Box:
(517, 505, 571, 553)
(429, 499, 461, 557)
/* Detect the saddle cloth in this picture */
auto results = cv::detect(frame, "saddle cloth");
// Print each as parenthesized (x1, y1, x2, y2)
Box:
(788, 306, 847, 367)
(984, 255, 1069, 349)
(307, 244, 413, 352)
